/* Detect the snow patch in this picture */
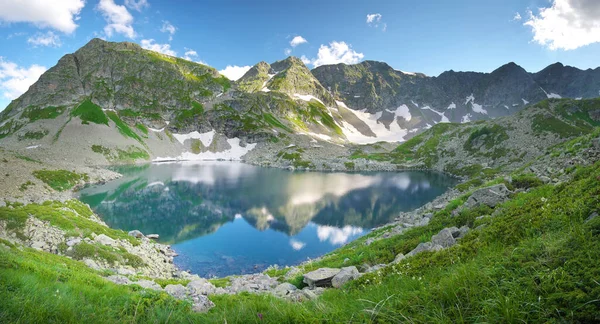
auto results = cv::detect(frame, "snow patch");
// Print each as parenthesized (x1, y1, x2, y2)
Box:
(148, 127, 164, 132)
(547, 93, 562, 99)
(421, 106, 450, 123)
(336, 101, 407, 144)
(465, 94, 475, 105)
(385, 104, 412, 121)
(410, 100, 419, 107)
(26, 145, 40, 149)
(504, 105, 510, 110)
(154, 138, 256, 162)
(522, 98, 529, 105)
(447, 102, 456, 109)
(260, 73, 276, 92)
(398, 70, 416, 76)
(147, 181, 164, 187)
(461, 114, 472, 123)
(294, 94, 323, 105)
(471, 103, 487, 114)
(173, 130, 215, 147)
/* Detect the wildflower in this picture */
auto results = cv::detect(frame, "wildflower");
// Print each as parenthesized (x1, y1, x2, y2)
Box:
(257, 313, 263, 320)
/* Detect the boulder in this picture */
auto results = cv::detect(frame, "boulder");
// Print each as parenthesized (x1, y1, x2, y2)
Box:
(406, 242, 443, 257)
(187, 279, 217, 296)
(332, 266, 360, 288)
(365, 264, 387, 273)
(431, 228, 457, 248)
(164, 284, 187, 299)
(303, 268, 341, 289)
(191, 295, 215, 313)
(392, 253, 406, 264)
(66, 238, 81, 247)
(134, 279, 162, 291)
(274, 282, 297, 297)
(465, 184, 511, 208)
(456, 226, 470, 239)
(106, 275, 130, 285)
(128, 230, 144, 239)
(94, 234, 116, 247)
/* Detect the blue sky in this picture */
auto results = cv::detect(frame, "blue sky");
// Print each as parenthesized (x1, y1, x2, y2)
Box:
(1, 0, 599, 110)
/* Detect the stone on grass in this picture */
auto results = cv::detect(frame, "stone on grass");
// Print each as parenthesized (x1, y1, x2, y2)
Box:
(406, 242, 443, 257)
(164, 284, 187, 299)
(431, 228, 457, 248)
(332, 266, 359, 288)
(94, 234, 116, 247)
(187, 279, 217, 296)
(465, 184, 512, 208)
(191, 295, 215, 313)
(392, 253, 405, 264)
(106, 275, 131, 285)
(134, 279, 162, 291)
(128, 230, 144, 239)
(274, 282, 297, 297)
(303, 268, 341, 289)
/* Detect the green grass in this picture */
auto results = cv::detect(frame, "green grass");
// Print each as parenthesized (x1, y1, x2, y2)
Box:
(15, 154, 41, 164)
(135, 123, 149, 136)
(21, 106, 65, 121)
(32, 169, 88, 191)
(208, 277, 231, 288)
(71, 100, 109, 125)
(463, 124, 509, 152)
(307, 100, 343, 135)
(70, 242, 145, 268)
(173, 102, 204, 127)
(344, 161, 355, 170)
(0, 200, 139, 245)
(19, 130, 49, 140)
(532, 114, 585, 138)
(19, 181, 34, 192)
(106, 111, 144, 143)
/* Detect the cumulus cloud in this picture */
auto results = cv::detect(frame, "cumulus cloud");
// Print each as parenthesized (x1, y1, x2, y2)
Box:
(160, 21, 176, 41)
(140, 39, 176, 56)
(0, 57, 46, 100)
(524, 0, 600, 50)
(124, 0, 148, 11)
(218, 65, 251, 81)
(290, 35, 307, 47)
(317, 225, 363, 245)
(513, 12, 522, 21)
(306, 41, 364, 67)
(97, 0, 136, 39)
(0, 0, 84, 34)
(300, 55, 311, 65)
(181, 48, 207, 65)
(366, 13, 382, 24)
(284, 48, 292, 56)
(289, 239, 306, 251)
(27, 31, 61, 47)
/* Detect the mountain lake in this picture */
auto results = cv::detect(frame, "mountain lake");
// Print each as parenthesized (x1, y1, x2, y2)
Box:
(78, 162, 458, 277)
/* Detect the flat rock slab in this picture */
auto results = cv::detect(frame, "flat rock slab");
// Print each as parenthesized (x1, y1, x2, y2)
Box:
(332, 266, 359, 288)
(465, 184, 511, 208)
(303, 268, 341, 289)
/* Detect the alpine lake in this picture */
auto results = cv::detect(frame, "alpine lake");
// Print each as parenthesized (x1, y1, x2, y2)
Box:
(78, 162, 458, 277)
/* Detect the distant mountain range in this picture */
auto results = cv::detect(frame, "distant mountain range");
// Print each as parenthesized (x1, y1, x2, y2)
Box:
(0, 38, 598, 165)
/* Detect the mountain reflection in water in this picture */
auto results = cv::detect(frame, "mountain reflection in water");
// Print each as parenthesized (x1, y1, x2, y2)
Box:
(79, 162, 457, 277)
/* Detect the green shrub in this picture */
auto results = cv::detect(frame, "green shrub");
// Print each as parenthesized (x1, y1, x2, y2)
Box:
(71, 100, 109, 125)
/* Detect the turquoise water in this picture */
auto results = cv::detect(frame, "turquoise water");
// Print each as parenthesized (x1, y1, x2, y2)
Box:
(79, 162, 457, 277)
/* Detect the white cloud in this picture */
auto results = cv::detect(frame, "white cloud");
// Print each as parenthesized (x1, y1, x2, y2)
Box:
(317, 225, 364, 245)
(181, 48, 207, 64)
(124, 0, 148, 11)
(382, 23, 387, 32)
(0, 57, 46, 100)
(366, 13, 382, 24)
(0, 0, 84, 34)
(300, 55, 311, 65)
(290, 35, 307, 47)
(307, 41, 364, 67)
(513, 12, 522, 21)
(140, 39, 176, 56)
(160, 20, 176, 41)
(524, 0, 600, 50)
(284, 48, 292, 55)
(97, 0, 136, 39)
(27, 31, 61, 47)
(218, 65, 251, 81)
(289, 239, 305, 251)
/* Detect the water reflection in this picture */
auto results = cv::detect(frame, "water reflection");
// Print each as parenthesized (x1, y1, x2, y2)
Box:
(79, 162, 457, 276)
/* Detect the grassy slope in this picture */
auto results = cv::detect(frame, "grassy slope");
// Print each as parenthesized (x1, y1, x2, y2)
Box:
(2, 155, 599, 322)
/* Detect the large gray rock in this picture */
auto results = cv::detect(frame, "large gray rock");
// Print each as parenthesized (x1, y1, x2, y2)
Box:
(406, 242, 444, 257)
(191, 295, 215, 313)
(332, 266, 360, 288)
(94, 234, 117, 247)
(392, 253, 406, 264)
(187, 279, 217, 296)
(431, 228, 457, 248)
(465, 184, 511, 208)
(134, 279, 162, 291)
(128, 230, 144, 239)
(303, 268, 341, 289)
(164, 284, 187, 299)
(274, 282, 298, 297)
(106, 275, 130, 285)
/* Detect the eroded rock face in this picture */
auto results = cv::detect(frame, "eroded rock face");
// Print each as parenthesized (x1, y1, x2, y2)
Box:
(187, 279, 218, 296)
(303, 268, 341, 289)
(465, 184, 512, 208)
